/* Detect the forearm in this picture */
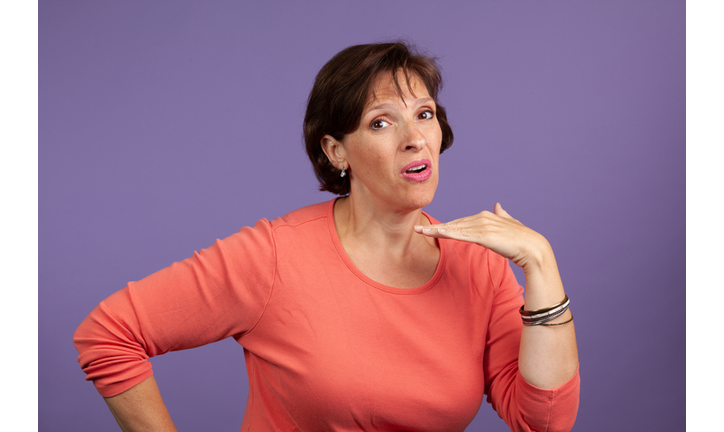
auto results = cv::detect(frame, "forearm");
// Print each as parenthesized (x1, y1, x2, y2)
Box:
(518, 246, 579, 389)
(104, 376, 177, 432)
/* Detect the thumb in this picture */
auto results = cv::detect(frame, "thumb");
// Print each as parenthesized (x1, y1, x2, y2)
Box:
(494, 202, 512, 218)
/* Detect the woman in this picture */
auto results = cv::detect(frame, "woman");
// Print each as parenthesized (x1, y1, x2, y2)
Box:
(74, 41, 579, 431)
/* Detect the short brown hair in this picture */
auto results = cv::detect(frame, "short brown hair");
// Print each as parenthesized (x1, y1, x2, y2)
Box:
(304, 41, 454, 195)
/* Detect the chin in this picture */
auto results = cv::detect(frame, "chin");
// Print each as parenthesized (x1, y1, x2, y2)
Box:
(417, 195, 436, 209)
(402, 188, 436, 211)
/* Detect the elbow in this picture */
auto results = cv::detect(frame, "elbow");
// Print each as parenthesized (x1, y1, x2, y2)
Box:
(72, 295, 150, 374)
(73, 310, 95, 363)
(72, 307, 111, 374)
(72, 301, 153, 397)
(72, 313, 92, 355)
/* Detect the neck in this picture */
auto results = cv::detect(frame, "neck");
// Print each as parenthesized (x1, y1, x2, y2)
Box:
(334, 194, 433, 256)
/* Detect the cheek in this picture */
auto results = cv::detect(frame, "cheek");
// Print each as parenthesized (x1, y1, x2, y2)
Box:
(353, 149, 388, 177)
(429, 122, 443, 148)
(430, 136, 443, 157)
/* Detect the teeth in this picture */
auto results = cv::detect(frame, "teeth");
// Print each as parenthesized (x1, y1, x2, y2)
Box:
(407, 164, 426, 173)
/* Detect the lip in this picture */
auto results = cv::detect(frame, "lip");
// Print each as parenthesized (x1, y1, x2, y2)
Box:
(400, 158, 433, 182)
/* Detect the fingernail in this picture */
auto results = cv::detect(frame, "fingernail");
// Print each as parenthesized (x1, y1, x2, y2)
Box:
(414, 225, 422, 231)
(438, 228, 446, 233)
(423, 227, 432, 233)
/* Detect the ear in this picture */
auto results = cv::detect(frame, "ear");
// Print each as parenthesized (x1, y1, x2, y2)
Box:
(320, 134, 347, 170)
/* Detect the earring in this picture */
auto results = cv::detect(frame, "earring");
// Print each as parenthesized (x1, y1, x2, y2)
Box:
(340, 167, 346, 178)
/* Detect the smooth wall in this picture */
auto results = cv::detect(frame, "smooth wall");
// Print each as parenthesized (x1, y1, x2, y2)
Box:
(39, 1, 685, 430)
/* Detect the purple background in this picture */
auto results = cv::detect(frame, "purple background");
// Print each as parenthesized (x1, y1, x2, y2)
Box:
(39, 1, 685, 431)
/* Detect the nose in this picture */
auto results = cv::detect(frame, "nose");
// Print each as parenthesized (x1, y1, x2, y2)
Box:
(401, 121, 427, 152)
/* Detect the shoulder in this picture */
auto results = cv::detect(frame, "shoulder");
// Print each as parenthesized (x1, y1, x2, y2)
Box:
(218, 200, 333, 255)
(260, 199, 338, 252)
(269, 199, 333, 229)
(424, 214, 509, 290)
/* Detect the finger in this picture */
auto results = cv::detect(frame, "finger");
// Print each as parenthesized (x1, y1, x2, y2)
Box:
(418, 226, 482, 245)
(414, 221, 454, 233)
(494, 203, 512, 219)
(413, 225, 455, 238)
(424, 215, 480, 230)
(414, 221, 482, 240)
(414, 214, 491, 236)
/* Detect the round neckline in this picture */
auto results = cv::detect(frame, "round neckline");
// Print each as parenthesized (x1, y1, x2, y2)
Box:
(325, 197, 446, 295)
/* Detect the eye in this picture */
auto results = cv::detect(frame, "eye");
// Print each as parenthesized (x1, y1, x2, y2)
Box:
(418, 109, 435, 120)
(370, 118, 390, 130)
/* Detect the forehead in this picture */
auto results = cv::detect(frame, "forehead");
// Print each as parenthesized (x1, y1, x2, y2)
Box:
(365, 71, 431, 108)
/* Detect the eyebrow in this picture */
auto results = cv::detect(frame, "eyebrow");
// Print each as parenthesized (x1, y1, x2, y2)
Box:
(365, 97, 435, 113)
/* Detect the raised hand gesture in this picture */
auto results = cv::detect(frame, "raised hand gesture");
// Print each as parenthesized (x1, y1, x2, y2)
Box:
(414, 203, 552, 273)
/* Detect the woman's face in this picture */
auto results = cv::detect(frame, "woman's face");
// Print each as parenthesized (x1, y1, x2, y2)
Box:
(338, 72, 443, 213)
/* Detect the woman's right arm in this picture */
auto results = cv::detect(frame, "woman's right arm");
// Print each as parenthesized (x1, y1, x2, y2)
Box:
(104, 376, 177, 432)
(73, 220, 277, 428)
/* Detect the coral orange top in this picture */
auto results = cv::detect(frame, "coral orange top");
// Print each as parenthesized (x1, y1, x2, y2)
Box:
(74, 199, 579, 431)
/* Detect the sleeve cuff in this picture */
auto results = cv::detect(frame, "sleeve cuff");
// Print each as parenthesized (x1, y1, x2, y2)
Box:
(94, 369, 154, 398)
(515, 364, 580, 431)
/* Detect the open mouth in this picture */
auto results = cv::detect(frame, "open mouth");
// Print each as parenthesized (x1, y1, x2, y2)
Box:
(401, 159, 433, 182)
(405, 164, 427, 174)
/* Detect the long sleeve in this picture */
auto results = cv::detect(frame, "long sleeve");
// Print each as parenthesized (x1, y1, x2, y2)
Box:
(483, 252, 580, 432)
(73, 219, 277, 398)
(73, 200, 580, 430)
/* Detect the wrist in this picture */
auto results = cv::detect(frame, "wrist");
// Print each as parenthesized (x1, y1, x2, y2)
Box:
(520, 240, 566, 311)
(520, 235, 554, 275)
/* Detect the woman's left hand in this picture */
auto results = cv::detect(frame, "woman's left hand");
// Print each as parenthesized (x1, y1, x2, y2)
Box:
(416, 204, 578, 391)
(414, 203, 552, 272)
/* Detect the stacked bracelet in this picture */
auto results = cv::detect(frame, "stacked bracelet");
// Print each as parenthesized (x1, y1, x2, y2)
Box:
(540, 315, 574, 326)
(519, 295, 571, 326)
